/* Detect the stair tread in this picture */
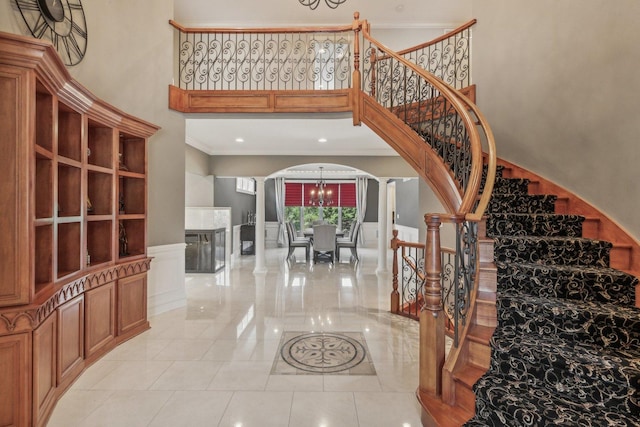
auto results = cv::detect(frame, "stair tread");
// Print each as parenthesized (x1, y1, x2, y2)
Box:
(471, 372, 640, 426)
(418, 391, 474, 427)
(453, 365, 486, 388)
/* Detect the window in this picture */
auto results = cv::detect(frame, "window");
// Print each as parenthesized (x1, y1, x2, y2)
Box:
(284, 182, 358, 232)
(236, 177, 255, 195)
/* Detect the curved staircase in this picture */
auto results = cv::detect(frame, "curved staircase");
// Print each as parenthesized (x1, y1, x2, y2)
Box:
(464, 164, 640, 426)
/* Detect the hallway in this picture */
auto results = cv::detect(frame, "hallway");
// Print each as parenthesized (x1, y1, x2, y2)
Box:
(47, 247, 423, 426)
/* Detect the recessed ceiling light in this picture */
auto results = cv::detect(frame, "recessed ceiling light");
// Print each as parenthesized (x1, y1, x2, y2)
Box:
(318, 138, 327, 143)
(235, 137, 244, 143)
(395, 4, 405, 12)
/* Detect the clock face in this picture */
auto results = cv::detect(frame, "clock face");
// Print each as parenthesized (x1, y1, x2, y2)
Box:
(15, 0, 88, 66)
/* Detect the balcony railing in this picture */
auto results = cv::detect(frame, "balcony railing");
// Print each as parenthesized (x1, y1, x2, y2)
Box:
(170, 20, 354, 91)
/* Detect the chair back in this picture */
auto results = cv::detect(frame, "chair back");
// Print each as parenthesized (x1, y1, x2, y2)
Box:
(285, 222, 296, 243)
(350, 222, 361, 243)
(313, 224, 336, 251)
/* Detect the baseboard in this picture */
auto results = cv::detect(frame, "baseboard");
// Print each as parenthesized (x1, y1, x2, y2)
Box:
(147, 243, 187, 316)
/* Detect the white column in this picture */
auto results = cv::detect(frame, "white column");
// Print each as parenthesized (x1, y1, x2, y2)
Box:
(254, 177, 267, 274)
(376, 177, 388, 274)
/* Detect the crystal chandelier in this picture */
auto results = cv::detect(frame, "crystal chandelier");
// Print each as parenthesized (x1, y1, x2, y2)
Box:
(309, 167, 333, 206)
(299, 0, 347, 10)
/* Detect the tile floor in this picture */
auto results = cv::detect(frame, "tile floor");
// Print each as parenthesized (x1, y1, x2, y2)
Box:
(48, 246, 423, 427)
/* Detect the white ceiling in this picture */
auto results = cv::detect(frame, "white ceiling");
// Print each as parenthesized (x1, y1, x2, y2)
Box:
(175, 0, 472, 167)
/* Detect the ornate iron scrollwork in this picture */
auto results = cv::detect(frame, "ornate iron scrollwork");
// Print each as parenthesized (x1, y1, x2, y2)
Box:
(178, 31, 351, 91)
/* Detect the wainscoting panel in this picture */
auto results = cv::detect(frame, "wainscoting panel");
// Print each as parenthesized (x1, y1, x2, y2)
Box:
(147, 243, 187, 316)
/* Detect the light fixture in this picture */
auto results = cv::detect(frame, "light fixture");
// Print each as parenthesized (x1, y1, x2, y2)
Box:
(318, 138, 327, 143)
(299, 0, 347, 10)
(309, 166, 333, 206)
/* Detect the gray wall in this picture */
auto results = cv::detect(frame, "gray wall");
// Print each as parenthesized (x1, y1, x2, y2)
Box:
(214, 178, 256, 227)
(364, 179, 379, 222)
(186, 145, 213, 207)
(394, 179, 420, 228)
(472, 1, 640, 240)
(1, 0, 187, 247)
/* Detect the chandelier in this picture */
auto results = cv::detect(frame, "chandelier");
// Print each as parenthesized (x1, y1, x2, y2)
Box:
(299, 0, 347, 10)
(309, 167, 334, 206)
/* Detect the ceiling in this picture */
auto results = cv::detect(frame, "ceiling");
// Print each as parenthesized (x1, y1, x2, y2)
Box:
(175, 0, 472, 175)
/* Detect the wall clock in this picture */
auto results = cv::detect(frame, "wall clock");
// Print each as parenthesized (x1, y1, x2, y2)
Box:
(15, 0, 87, 66)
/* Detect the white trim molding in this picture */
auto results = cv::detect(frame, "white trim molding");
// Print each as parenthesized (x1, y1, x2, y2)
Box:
(147, 243, 187, 316)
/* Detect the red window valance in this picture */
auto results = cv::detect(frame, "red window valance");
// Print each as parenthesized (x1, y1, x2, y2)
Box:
(285, 182, 357, 207)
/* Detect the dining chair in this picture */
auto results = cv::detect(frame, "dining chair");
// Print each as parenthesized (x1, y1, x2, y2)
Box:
(336, 221, 361, 261)
(286, 221, 311, 260)
(312, 224, 336, 263)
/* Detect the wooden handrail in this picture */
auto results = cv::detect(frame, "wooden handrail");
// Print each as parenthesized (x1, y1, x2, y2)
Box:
(168, 19, 353, 34)
(395, 19, 477, 56)
(362, 24, 485, 217)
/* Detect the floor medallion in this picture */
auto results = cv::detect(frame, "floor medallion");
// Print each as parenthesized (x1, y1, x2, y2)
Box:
(272, 331, 376, 375)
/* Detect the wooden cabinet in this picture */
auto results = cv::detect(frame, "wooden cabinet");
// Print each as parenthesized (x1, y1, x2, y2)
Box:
(0, 333, 30, 427)
(57, 296, 84, 388)
(0, 32, 159, 426)
(33, 314, 57, 425)
(85, 282, 116, 361)
(118, 273, 149, 339)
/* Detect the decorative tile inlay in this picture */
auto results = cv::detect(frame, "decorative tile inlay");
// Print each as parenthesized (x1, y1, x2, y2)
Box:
(272, 332, 376, 375)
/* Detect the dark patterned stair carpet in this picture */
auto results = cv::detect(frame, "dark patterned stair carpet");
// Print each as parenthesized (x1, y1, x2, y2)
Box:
(497, 261, 637, 306)
(493, 235, 612, 267)
(465, 167, 640, 426)
(487, 194, 558, 214)
(487, 213, 584, 237)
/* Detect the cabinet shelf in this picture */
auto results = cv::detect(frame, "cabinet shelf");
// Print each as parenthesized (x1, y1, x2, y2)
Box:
(35, 144, 53, 159)
(118, 170, 145, 179)
(57, 156, 82, 169)
(87, 214, 113, 222)
(86, 164, 113, 174)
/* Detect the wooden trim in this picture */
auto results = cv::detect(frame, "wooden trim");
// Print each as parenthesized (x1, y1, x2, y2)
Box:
(168, 19, 353, 34)
(0, 31, 160, 138)
(168, 86, 353, 113)
(360, 93, 461, 214)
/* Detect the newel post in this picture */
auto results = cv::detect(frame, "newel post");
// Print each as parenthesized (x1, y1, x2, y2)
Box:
(352, 12, 361, 126)
(419, 214, 445, 397)
(390, 229, 399, 313)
